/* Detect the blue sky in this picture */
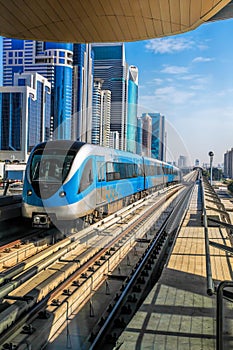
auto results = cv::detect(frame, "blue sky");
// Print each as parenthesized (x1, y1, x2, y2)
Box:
(0, 19, 233, 166)
(125, 18, 233, 166)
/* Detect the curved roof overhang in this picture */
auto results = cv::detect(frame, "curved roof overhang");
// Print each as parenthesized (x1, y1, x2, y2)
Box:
(0, 0, 232, 43)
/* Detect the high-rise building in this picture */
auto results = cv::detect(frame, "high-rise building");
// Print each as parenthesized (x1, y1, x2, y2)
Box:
(100, 89, 111, 147)
(126, 65, 138, 154)
(91, 43, 127, 150)
(72, 44, 93, 142)
(92, 78, 103, 145)
(141, 112, 165, 161)
(91, 78, 111, 147)
(110, 131, 120, 150)
(3, 38, 73, 140)
(0, 72, 51, 161)
(141, 114, 152, 157)
(136, 117, 143, 155)
(224, 149, 233, 178)
(178, 155, 187, 168)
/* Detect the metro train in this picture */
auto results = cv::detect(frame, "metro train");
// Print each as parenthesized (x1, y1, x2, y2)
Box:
(22, 140, 182, 228)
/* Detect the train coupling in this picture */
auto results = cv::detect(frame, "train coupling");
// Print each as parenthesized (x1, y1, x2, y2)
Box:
(32, 213, 50, 228)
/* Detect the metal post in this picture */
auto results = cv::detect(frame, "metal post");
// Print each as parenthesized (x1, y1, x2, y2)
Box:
(209, 151, 214, 186)
(216, 281, 233, 350)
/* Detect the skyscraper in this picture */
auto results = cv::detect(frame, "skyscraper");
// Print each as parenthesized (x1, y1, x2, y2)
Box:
(72, 44, 93, 142)
(0, 72, 51, 161)
(141, 114, 152, 158)
(92, 78, 103, 145)
(100, 89, 111, 147)
(136, 117, 143, 156)
(126, 65, 138, 154)
(92, 79, 111, 147)
(3, 38, 73, 140)
(91, 43, 127, 150)
(141, 112, 165, 161)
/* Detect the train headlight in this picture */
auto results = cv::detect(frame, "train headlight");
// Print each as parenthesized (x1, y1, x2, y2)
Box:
(59, 191, 66, 197)
(27, 190, 32, 196)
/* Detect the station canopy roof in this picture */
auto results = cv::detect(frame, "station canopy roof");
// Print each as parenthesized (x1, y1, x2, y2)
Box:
(0, 0, 233, 43)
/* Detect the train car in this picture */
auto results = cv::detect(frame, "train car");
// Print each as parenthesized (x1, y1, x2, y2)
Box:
(22, 140, 181, 228)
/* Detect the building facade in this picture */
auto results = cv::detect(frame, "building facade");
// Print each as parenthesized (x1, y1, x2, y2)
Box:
(100, 89, 111, 147)
(224, 149, 233, 178)
(3, 38, 73, 140)
(178, 155, 187, 168)
(136, 117, 143, 156)
(126, 65, 138, 154)
(91, 43, 127, 150)
(72, 44, 93, 142)
(141, 114, 152, 158)
(141, 112, 165, 161)
(0, 72, 51, 161)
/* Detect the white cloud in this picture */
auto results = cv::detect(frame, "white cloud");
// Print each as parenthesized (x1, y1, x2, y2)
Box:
(145, 37, 195, 54)
(154, 86, 195, 104)
(192, 56, 214, 63)
(161, 65, 189, 74)
(153, 78, 163, 84)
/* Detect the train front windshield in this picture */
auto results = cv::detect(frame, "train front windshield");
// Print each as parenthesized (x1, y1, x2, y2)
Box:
(30, 149, 75, 183)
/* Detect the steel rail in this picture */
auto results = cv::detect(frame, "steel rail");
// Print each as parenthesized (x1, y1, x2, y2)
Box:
(0, 186, 183, 347)
(201, 177, 215, 296)
(89, 183, 195, 349)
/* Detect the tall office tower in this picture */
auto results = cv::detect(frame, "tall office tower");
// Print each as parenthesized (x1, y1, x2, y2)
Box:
(92, 79, 111, 146)
(178, 155, 187, 168)
(72, 44, 93, 142)
(100, 89, 111, 147)
(126, 65, 138, 154)
(110, 131, 120, 149)
(91, 43, 127, 150)
(0, 72, 51, 161)
(136, 117, 143, 155)
(141, 112, 165, 161)
(141, 114, 152, 157)
(3, 38, 73, 140)
(92, 78, 103, 145)
(224, 149, 233, 178)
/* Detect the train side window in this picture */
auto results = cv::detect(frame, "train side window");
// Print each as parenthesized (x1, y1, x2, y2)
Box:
(78, 159, 93, 193)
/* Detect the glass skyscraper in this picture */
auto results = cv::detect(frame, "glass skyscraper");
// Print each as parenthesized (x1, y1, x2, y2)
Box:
(72, 44, 93, 142)
(0, 72, 51, 161)
(126, 65, 138, 154)
(91, 43, 127, 150)
(3, 38, 73, 140)
(141, 112, 165, 161)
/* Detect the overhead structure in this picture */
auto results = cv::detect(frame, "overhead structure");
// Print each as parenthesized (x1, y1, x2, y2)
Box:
(0, 0, 233, 43)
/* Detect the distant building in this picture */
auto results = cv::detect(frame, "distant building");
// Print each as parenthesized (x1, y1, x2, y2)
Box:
(195, 159, 200, 167)
(178, 155, 187, 168)
(110, 131, 120, 150)
(91, 43, 127, 150)
(141, 112, 165, 161)
(126, 65, 138, 153)
(92, 78, 103, 145)
(3, 38, 73, 139)
(100, 89, 111, 147)
(141, 114, 152, 157)
(72, 44, 93, 142)
(136, 117, 143, 155)
(0, 72, 51, 161)
(224, 149, 233, 178)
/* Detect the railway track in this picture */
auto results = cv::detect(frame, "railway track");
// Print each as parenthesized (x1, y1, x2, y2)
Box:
(0, 175, 197, 349)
